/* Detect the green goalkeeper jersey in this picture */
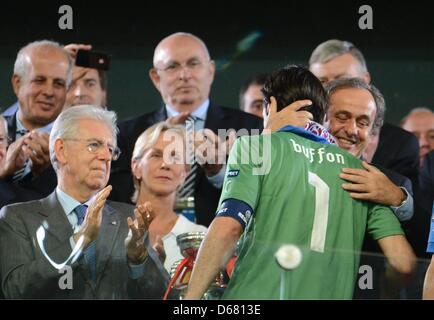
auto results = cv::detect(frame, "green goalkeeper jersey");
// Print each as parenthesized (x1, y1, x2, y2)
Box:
(220, 129, 404, 299)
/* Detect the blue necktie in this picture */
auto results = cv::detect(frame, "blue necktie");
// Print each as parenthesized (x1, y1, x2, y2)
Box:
(75, 204, 97, 282)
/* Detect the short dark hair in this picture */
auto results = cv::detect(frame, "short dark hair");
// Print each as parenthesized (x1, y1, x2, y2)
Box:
(97, 69, 108, 91)
(239, 73, 268, 110)
(262, 65, 327, 123)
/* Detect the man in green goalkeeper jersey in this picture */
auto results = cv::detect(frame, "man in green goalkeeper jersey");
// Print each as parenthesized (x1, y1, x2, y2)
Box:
(185, 65, 415, 299)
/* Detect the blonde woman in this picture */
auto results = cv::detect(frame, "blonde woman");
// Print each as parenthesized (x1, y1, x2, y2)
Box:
(131, 122, 207, 272)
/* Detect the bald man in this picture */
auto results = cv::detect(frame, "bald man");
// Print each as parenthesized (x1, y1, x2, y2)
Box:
(109, 32, 262, 226)
(401, 108, 434, 166)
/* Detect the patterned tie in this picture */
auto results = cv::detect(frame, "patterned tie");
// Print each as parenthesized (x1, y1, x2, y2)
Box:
(75, 204, 97, 282)
(178, 115, 199, 199)
(12, 129, 30, 183)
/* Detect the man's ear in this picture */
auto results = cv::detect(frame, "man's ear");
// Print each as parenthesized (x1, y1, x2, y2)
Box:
(149, 68, 161, 91)
(208, 60, 216, 84)
(363, 72, 371, 84)
(11, 74, 21, 96)
(54, 139, 67, 167)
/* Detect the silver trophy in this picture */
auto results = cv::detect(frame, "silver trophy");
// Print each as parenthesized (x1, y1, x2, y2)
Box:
(166, 231, 227, 299)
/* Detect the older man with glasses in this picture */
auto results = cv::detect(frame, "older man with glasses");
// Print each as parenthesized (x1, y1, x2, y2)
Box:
(0, 105, 168, 299)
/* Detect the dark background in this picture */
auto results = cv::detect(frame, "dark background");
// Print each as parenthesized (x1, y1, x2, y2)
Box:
(1, 0, 433, 124)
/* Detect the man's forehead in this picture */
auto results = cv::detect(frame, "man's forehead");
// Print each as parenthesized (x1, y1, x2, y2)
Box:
(154, 36, 208, 65)
(72, 67, 98, 81)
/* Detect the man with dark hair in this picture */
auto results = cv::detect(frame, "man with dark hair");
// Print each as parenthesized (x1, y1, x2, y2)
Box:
(185, 65, 415, 299)
(239, 73, 268, 118)
(64, 44, 108, 108)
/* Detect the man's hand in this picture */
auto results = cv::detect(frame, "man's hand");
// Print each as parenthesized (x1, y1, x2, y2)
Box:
(73, 185, 112, 248)
(263, 96, 313, 133)
(340, 161, 406, 207)
(0, 136, 28, 178)
(24, 131, 51, 177)
(125, 202, 153, 264)
(64, 43, 92, 59)
(194, 129, 236, 177)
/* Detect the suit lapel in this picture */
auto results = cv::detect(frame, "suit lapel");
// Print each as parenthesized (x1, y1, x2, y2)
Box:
(38, 192, 74, 243)
(204, 103, 225, 133)
(95, 203, 121, 281)
(150, 106, 168, 123)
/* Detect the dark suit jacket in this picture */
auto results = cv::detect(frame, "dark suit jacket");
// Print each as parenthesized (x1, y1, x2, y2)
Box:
(0, 179, 42, 209)
(409, 151, 434, 258)
(0, 192, 168, 299)
(109, 104, 263, 226)
(373, 123, 419, 186)
(3, 111, 57, 199)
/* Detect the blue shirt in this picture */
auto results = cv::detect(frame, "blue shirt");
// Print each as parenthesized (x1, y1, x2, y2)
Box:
(56, 187, 145, 278)
(56, 187, 95, 232)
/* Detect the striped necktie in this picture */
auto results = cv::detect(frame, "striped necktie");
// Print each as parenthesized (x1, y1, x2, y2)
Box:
(178, 115, 199, 199)
(75, 204, 97, 282)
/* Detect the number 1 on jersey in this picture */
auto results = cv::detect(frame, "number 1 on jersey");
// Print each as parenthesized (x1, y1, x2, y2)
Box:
(308, 172, 330, 253)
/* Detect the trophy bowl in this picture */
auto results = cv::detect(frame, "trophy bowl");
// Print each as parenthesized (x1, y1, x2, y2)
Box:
(176, 231, 206, 258)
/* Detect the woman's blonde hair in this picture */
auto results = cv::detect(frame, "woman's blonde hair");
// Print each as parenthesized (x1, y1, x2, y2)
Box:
(131, 121, 187, 203)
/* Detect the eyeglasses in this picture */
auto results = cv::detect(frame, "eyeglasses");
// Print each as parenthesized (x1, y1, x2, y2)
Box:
(64, 138, 121, 161)
(155, 58, 208, 75)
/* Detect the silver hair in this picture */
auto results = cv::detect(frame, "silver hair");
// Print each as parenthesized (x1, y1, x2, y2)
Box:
(309, 39, 368, 74)
(153, 32, 211, 67)
(401, 107, 434, 126)
(131, 121, 187, 203)
(49, 105, 118, 171)
(324, 78, 386, 134)
(14, 40, 73, 87)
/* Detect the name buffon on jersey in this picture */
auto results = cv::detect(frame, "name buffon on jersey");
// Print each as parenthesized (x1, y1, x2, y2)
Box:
(289, 138, 345, 165)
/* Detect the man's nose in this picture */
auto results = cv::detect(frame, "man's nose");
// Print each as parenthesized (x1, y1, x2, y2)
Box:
(344, 119, 358, 136)
(179, 65, 192, 80)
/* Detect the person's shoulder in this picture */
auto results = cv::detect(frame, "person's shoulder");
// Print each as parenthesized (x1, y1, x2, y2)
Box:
(215, 105, 262, 121)
(0, 197, 44, 221)
(118, 108, 165, 133)
(382, 122, 418, 142)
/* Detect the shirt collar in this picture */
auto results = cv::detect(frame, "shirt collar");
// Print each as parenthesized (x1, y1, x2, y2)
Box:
(16, 105, 54, 134)
(165, 99, 209, 121)
(56, 187, 96, 216)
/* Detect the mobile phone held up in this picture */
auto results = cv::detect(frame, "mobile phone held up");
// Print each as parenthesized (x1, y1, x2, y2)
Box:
(75, 49, 110, 71)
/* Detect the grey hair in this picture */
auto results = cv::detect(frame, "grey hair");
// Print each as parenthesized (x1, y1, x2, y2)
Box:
(49, 105, 118, 171)
(401, 107, 434, 126)
(153, 32, 211, 67)
(309, 39, 368, 74)
(14, 40, 73, 87)
(131, 121, 187, 204)
(324, 78, 386, 135)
